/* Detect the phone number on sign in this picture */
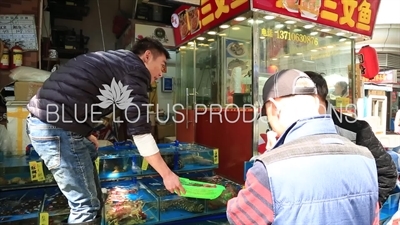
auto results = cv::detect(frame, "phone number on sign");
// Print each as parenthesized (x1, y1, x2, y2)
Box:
(276, 30, 319, 46)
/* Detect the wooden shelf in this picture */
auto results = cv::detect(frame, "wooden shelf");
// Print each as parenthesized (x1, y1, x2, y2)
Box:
(55, 48, 87, 59)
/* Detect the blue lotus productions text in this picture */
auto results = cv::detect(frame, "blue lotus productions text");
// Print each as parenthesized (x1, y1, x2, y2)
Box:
(45, 103, 358, 124)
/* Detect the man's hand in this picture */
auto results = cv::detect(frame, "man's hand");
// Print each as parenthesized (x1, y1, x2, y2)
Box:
(87, 134, 99, 150)
(163, 171, 186, 195)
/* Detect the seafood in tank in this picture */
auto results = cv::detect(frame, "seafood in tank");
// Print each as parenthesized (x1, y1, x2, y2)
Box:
(0, 156, 50, 187)
(48, 214, 69, 225)
(0, 189, 44, 223)
(141, 178, 206, 222)
(147, 143, 218, 173)
(194, 176, 241, 211)
(181, 154, 214, 166)
(43, 188, 70, 216)
(159, 198, 205, 213)
(103, 181, 159, 225)
(178, 150, 217, 171)
(146, 152, 184, 173)
(98, 147, 141, 179)
(106, 200, 147, 225)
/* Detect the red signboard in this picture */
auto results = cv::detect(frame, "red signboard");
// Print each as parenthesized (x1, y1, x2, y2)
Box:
(252, 0, 381, 37)
(172, 0, 250, 46)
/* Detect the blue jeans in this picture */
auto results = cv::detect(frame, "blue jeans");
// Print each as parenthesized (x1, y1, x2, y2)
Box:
(26, 115, 102, 223)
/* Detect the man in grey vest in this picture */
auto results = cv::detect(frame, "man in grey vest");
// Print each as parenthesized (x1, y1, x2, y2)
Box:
(305, 71, 397, 206)
(227, 69, 379, 224)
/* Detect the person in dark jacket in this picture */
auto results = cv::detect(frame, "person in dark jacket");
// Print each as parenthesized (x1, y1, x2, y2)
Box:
(26, 38, 184, 224)
(305, 71, 398, 206)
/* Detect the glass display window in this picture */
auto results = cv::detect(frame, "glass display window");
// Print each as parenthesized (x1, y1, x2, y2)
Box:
(174, 12, 253, 108)
(175, 11, 357, 111)
(252, 12, 355, 109)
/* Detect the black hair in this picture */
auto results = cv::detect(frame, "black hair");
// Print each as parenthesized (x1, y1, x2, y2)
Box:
(336, 81, 348, 96)
(304, 71, 328, 100)
(131, 37, 171, 59)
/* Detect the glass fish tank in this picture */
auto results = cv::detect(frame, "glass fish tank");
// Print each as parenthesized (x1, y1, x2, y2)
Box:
(179, 147, 218, 172)
(0, 155, 51, 188)
(141, 177, 206, 222)
(42, 187, 105, 225)
(140, 147, 183, 176)
(191, 175, 242, 213)
(0, 189, 44, 224)
(102, 180, 159, 225)
(0, 218, 37, 225)
(140, 143, 218, 175)
(47, 215, 69, 225)
(98, 141, 142, 179)
(42, 187, 70, 217)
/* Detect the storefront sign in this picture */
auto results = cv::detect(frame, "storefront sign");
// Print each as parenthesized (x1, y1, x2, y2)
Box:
(261, 28, 319, 45)
(363, 70, 398, 84)
(134, 24, 175, 48)
(172, 0, 250, 46)
(252, 0, 381, 37)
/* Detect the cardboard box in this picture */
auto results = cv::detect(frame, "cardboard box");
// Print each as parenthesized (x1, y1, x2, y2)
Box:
(14, 81, 43, 101)
(6, 101, 30, 155)
(157, 123, 175, 141)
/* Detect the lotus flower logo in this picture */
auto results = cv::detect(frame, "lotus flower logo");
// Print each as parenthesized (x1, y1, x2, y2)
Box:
(97, 78, 133, 110)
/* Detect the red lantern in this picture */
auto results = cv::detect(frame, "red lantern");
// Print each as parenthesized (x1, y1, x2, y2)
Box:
(358, 45, 379, 80)
(267, 65, 279, 74)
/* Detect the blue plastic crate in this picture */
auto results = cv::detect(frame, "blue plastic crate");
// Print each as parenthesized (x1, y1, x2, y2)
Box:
(380, 192, 400, 221)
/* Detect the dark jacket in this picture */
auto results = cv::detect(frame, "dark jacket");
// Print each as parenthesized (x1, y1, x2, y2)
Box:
(330, 104, 397, 205)
(27, 50, 152, 137)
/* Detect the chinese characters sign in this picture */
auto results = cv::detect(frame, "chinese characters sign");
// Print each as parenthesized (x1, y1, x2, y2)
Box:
(363, 70, 398, 84)
(252, 0, 381, 37)
(172, 0, 250, 46)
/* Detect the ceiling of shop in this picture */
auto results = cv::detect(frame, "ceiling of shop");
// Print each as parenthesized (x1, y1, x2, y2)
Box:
(356, 24, 400, 72)
(356, 25, 400, 54)
(179, 17, 353, 85)
(375, 0, 400, 25)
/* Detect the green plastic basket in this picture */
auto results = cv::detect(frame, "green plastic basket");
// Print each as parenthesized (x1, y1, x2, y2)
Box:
(178, 177, 226, 200)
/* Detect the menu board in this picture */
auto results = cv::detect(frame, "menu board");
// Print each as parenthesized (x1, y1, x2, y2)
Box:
(0, 14, 38, 51)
